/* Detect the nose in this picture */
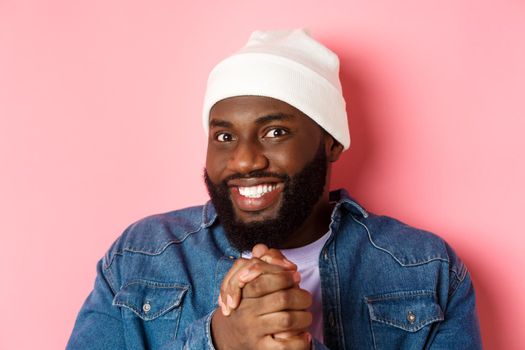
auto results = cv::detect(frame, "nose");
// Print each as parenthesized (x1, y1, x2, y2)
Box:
(227, 139, 269, 175)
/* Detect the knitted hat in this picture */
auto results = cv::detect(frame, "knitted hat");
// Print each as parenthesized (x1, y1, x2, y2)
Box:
(202, 29, 350, 150)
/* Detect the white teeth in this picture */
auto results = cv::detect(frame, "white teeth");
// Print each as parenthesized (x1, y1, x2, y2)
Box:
(239, 184, 277, 198)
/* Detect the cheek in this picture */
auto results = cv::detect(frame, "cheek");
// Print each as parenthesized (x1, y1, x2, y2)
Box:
(267, 143, 317, 174)
(205, 148, 227, 182)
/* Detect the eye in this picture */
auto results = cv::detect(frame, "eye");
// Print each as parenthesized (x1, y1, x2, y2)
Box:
(263, 128, 289, 138)
(215, 132, 235, 142)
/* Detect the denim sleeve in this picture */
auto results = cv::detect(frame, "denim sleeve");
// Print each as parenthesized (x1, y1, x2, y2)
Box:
(428, 250, 483, 349)
(67, 260, 217, 350)
(66, 259, 126, 349)
(175, 310, 217, 350)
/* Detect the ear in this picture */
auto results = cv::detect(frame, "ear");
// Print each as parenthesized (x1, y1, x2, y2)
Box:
(323, 133, 344, 162)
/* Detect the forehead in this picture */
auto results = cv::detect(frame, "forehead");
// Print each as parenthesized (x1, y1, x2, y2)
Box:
(209, 96, 315, 126)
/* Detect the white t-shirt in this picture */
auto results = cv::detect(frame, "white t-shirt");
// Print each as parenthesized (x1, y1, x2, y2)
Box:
(243, 231, 331, 343)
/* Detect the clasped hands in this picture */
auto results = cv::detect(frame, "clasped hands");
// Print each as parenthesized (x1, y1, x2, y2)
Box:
(211, 244, 313, 350)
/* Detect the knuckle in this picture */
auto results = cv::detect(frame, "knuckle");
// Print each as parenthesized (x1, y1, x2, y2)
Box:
(232, 258, 246, 268)
(250, 260, 264, 272)
(281, 272, 295, 287)
(303, 290, 313, 307)
(267, 248, 284, 258)
(277, 312, 294, 329)
(302, 311, 313, 327)
(249, 277, 263, 294)
(276, 290, 291, 306)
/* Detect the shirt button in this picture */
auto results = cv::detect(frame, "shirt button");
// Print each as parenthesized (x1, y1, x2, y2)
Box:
(407, 311, 416, 324)
(143, 302, 151, 313)
(323, 250, 329, 260)
(228, 256, 235, 260)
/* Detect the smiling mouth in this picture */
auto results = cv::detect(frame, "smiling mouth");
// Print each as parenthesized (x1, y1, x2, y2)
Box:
(229, 182, 284, 213)
(238, 184, 279, 198)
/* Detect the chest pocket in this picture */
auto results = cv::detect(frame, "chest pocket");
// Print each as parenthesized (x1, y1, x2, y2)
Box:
(365, 290, 444, 350)
(113, 280, 189, 347)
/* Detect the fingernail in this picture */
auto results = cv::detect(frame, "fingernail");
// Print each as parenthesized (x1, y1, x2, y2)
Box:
(283, 258, 295, 268)
(218, 297, 230, 316)
(261, 256, 273, 264)
(227, 294, 235, 309)
(292, 271, 301, 283)
(219, 301, 227, 315)
(223, 304, 231, 316)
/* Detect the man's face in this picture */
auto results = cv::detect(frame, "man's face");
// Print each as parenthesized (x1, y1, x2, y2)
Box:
(204, 96, 330, 251)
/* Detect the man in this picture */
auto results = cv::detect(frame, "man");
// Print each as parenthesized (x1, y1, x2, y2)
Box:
(67, 29, 482, 349)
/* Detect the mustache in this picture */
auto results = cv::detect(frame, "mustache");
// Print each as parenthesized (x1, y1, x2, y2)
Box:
(204, 169, 289, 187)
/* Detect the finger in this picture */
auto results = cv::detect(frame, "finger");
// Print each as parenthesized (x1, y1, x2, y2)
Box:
(225, 259, 290, 313)
(260, 310, 312, 336)
(253, 245, 297, 271)
(246, 288, 313, 316)
(217, 295, 228, 316)
(252, 243, 269, 258)
(236, 259, 293, 285)
(259, 248, 297, 271)
(261, 331, 312, 349)
(219, 257, 251, 315)
(273, 330, 300, 339)
(242, 270, 302, 299)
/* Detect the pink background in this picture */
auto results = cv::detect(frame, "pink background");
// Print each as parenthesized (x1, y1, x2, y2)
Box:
(1, 1, 524, 349)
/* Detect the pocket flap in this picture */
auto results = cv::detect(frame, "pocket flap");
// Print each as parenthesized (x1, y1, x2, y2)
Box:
(365, 290, 444, 332)
(113, 280, 189, 321)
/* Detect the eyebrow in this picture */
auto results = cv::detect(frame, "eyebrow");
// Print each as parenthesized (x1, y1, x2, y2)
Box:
(209, 113, 294, 129)
(255, 113, 294, 125)
(209, 119, 232, 128)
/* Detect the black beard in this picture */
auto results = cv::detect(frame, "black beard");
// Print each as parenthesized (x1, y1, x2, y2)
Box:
(204, 142, 328, 252)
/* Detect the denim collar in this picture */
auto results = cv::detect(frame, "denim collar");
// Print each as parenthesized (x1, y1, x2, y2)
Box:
(201, 188, 368, 228)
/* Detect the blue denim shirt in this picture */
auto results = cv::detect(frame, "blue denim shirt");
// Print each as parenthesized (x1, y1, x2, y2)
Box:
(67, 189, 482, 349)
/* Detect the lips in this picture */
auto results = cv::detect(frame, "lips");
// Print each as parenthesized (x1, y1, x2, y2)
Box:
(229, 180, 284, 213)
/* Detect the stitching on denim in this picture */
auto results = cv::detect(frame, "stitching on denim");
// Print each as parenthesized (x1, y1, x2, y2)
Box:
(104, 247, 123, 269)
(448, 252, 467, 297)
(448, 266, 460, 297)
(121, 233, 190, 255)
(201, 201, 217, 229)
(205, 309, 217, 349)
(172, 301, 183, 341)
(114, 300, 181, 320)
(113, 281, 189, 320)
(365, 290, 436, 302)
(121, 279, 190, 290)
(103, 264, 118, 296)
(368, 307, 378, 350)
(449, 258, 467, 282)
(370, 315, 443, 332)
(114, 295, 187, 321)
(331, 240, 347, 349)
(364, 291, 444, 332)
(352, 215, 448, 267)
(448, 267, 469, 298)
(201, 202, 208, 227)
(343, 199, 369, 218)
(105, 225, 203, 269)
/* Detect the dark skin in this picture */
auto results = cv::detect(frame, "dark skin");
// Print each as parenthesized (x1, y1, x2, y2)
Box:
(206, 96, 343, 349)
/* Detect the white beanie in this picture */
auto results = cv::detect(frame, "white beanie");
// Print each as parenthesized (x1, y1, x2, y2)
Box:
(202, 29, 350, 150)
